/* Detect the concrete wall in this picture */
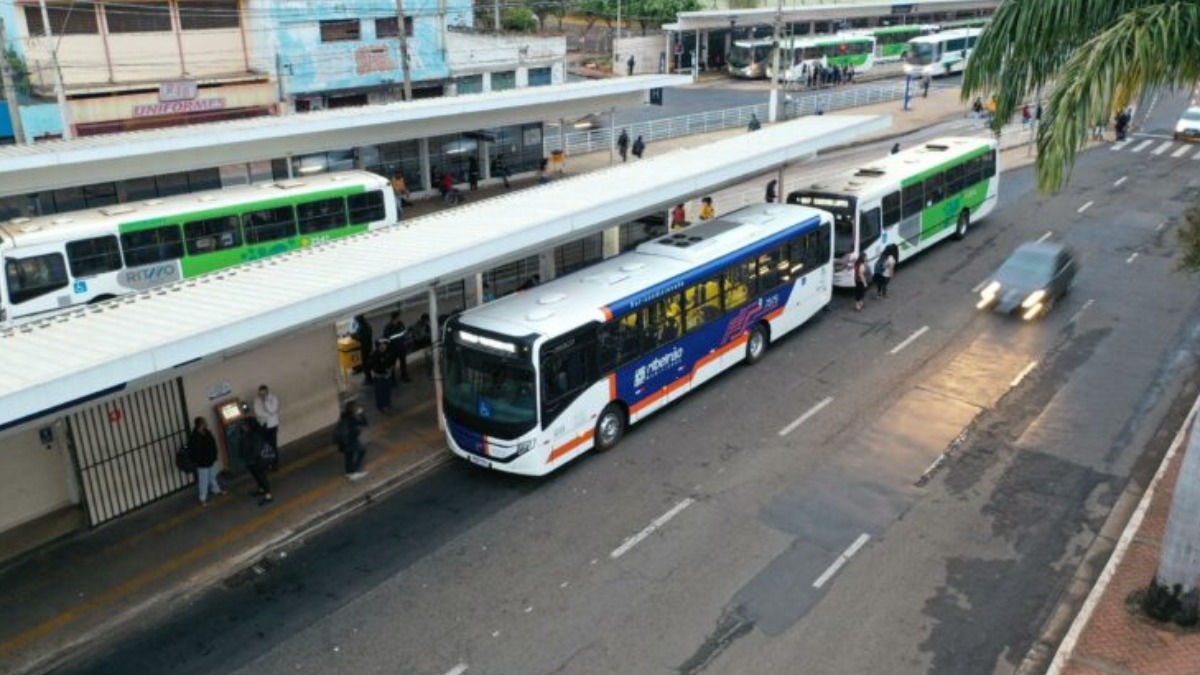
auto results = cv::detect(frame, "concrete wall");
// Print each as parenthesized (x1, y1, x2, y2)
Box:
(445, 32, 566, 85)
(0, 424, 76, 533)
(179, 321, 342, 467)
(615, 36, 666, 76)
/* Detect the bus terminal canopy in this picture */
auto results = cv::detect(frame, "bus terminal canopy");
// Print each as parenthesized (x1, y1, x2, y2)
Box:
(0, 113, 890, 427)
(668, 0, 1000, 31)
(0, 75, 690, 197)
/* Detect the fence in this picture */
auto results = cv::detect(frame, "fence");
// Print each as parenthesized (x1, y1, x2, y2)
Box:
(544, 80, 912, 157)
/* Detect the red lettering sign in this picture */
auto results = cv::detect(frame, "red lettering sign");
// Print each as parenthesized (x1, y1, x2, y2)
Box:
(133, 98, 227, 118)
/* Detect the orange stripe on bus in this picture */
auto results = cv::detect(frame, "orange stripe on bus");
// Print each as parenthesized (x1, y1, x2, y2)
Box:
(548, 430, 594, 463)
(601, 306, 614, 321)
(608, 373, 617, 401)
(628, 336, 749, 415)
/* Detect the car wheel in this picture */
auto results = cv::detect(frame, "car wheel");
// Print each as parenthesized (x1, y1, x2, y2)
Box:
(594, 404, 626, 452)
(745, 324, 769, 365)
(954, 210, 970, 240)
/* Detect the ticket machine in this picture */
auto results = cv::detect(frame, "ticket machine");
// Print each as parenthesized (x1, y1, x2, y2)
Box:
(213, 398, 253, 475)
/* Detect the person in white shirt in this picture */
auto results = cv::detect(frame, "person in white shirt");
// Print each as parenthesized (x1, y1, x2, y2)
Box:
(253, 384, 281, 469)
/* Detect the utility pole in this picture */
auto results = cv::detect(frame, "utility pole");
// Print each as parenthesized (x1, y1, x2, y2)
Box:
(38, 0, 72, 139)
(0, 18, 27, 144)
(493, 0, 501, 32)
(395, 0, 413, 101)
(613, 0, 622, 72)
(767, 0, 783, 122)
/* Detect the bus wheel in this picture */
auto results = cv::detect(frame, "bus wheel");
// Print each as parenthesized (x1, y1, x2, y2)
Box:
(594, 404, 626, 452)
(745, 324, 769, 365)
(87, 294, 117, 305)
(954, 210, 970, 240)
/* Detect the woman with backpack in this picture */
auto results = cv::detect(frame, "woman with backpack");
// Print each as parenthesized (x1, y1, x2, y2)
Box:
(187, 416, 223, 506)
(875, 244, 899, 299)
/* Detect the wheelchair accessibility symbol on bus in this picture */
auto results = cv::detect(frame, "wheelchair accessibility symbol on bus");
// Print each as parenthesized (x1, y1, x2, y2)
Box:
(73, 280, 87, 294)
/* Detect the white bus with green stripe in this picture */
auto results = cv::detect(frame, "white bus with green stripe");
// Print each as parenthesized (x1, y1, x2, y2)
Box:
(786, 137, 998, 288)
(767, 35, 876, 82)
(902, 27, 981, 78)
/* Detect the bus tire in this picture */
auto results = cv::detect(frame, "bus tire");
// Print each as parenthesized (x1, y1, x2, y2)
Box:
(954, 209, 970, 240)
(594, 403, 626, 452)
(745, 324, 769, 365)
(87, 294, 117, 305)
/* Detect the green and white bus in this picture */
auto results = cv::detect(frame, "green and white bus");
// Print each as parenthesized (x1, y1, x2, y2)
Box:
(855, 24, 939, 61)
(0, 170, 396, 326)
(767, 35, 876, 82)
(902, 27, 982, 78)
(786, 137, 998, 287)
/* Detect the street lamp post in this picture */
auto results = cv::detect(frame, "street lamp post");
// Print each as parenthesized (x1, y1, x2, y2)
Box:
(767, 0, 783, 122)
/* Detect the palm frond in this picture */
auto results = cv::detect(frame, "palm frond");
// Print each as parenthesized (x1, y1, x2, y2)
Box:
(1035, 3, 1200, 191)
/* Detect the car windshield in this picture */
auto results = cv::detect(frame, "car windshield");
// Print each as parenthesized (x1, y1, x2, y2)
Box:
(1183, 109, 1200, 122)
(996, 248, 1056, 285)
(792, 193, 856, 256)
(905, 42, 938, 65)
(443, 338, 537, 438)
(729, 44, 769, 68)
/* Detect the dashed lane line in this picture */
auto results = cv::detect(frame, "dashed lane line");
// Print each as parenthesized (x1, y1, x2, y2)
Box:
(813, 534, 871, 589)
(610, 498, 695, 559)
(778, 397, 834, 437)
(890, 326, 929, 355)
(1113, 176, 1127, 187)
(1077, 201, 1094, 214)
(1010, 361, 1039, 388)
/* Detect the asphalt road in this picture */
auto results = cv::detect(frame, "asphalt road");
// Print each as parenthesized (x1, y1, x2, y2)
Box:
(55, 92, 1200, 675)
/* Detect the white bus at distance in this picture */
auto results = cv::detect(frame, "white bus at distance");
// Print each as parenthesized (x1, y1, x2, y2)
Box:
(442, 203, 834, 476)
(767, 34, 877, 82)
(786, 137, 998, 288)
(0, 171, 396, 327)
(727, 38, 774, 79)
(902, 27, 982, 77)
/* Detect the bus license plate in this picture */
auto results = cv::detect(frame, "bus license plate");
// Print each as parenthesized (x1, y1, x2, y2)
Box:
(467, 454, 491, 468)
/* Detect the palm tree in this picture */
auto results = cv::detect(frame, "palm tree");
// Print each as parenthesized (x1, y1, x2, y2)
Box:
(964, 0, 1200, 626)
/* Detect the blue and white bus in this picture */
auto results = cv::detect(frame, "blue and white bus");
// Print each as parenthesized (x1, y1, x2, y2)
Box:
(441, 203, 834, 476)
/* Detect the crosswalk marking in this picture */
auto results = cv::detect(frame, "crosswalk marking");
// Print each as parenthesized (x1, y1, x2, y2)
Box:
(1174, 145, 1192, 158)
(1111, 139, 1132, 151)
(1131, 140, 1154, 153)
(1152, 141, 1173, 155)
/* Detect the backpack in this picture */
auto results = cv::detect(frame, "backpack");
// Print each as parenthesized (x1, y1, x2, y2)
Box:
(175, 444, 196, 474)
(873, 256, 885, 276)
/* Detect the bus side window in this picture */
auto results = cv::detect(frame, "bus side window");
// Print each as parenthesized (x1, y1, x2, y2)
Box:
(946, 163, 965, 195)
(787, 237, 807, 278)
(601, 312, 642, 370)
(540, 330, 597, 419)
(902, 183, 924, 219)
(859, 208, 882, 249)
(242, 206, 297, 244)
(882, 191, 902, 228)
(184, 216, 241, 256)
(5, 253, 69, 304)
(923, 173, 945, 207)
(684, 277, 723, 332)
(120, 225, 184, 267)
(348, 190, 387, 223)
(297, 197, 349, 234)
(757, 248, 783, 292)
(983, 150, 997, 179)
(724, 261, 752, 309)
(66, 235, 122, 278)
(964, 156, 983, 187)
(647, 294, 682, 345)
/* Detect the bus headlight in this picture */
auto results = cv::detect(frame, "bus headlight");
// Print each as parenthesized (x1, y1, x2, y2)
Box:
(1021, 289, 1046, 308)
(516, 439, 535, 456)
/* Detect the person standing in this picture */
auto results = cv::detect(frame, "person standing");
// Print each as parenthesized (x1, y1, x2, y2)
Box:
(253, 384, 280, 470)
(617, 129, 630, 162)
(891, 142, 901, 155)
(494, 155, 511, 188)
(876, 244, 898, 298)
(188, 416, 223, 506)
(854, 255, 869, 311)
(627, 54, 636, 76)
(671, 203, 687, 230)
(368, 340, 394, 412)
(632, 135, 646, 159)
(352, 314, 374, 382)
(1021, 104, 1033, 128)
(698, 196, 715, 221)
(765, 179, 777, 204)
(383, 311, 411, 383)
(335, 401, 369, 481)
(467, 157, 480, 191)
(239, 419, 273, 505)
(748, 113, 761, 132)
(921, 75, 931, 98)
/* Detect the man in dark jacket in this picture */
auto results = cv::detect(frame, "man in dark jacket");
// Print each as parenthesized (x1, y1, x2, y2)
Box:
(382, 311, 411, 383)
(352, 314, 373, 381)
(368, 340, 394, 412)
(617, 129, 630, 162)
(188, 416, 223, 505)
(238, 419, 273, 505)
(335, 401, 369, 480)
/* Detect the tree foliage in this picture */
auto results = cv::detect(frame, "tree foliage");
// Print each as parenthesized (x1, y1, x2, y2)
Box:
(1176, 206, 1200, 274)
(502, 7, 539, 32)
(625, 0, 702, 34)
(524, 0, 558, 30)
(963, 1, 1200, 194)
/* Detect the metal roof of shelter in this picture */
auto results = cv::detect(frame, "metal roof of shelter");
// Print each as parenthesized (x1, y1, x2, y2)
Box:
(0, 75, 690, 197)
(0, 112, 889, 428)
(668, 0, 999, 31)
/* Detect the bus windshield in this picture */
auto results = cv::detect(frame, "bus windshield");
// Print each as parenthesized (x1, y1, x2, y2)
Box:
(729, 44, 769, 68)
(791, 193, 857, 256)
(443, 338, 537, 438)
(905, 42, 938, 65)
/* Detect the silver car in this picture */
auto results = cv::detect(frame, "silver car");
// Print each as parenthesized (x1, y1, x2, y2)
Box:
(977, 242, 1078, 320)
(1175, 107, 1200, 142)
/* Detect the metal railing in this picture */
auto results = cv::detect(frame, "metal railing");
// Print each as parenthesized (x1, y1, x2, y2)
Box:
(544, 80, 913, 157)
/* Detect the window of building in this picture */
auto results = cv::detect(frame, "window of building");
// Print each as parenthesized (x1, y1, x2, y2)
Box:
(24, 3, 100, 35)
(375, 16, 411, 38)
(241, 206, 296, 244)
(184, 216, 242, 255)
(179, 0, 241, 30)
(120, 225, 184, 267)
(320, 19, 361, 42)
(491, 71, 517, 91)
(5, 253, 69, 304)
(454, 75, 484, 95)
(105, 1, 173, 34)
(554, 233, 603, 275)
(528, 67, 552, 86)
(296, 197, 348, 234)
(66, 235, 123, 277)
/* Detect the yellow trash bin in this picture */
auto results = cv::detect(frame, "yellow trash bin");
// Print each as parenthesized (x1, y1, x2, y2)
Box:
(337, 336, 363, 370)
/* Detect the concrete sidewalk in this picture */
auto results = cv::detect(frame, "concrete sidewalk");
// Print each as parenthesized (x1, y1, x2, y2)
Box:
(0, 84, 990, 675)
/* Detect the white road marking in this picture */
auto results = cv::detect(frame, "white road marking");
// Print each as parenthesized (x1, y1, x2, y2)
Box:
(971, 279, 989, 294)
(1077, 201, 1094, 214)
(890, 326, 929, 355)
(1173, 145, 1191, 158)
(444, 664, 469, 675)
(1156, 221, 1167, 232)
(921, 453, 947, 479)
(1126, 251, 1139, 264)
(1194, 148, 1200, 160)
(1110, 140, 1132, 151)
(1113, 176, 1127, 187)
(1035, 230, 1053, 243)
(1152, 141, 1173, 155)
(813, 533, 871, 589)
(1130, 139, 1154, 152)
(610, 498, 695, 559)
(1068, 298, 1095, 324)
(779, 396, 834, 437)
(1010, 361, 1038, 388)
(1132, 133, 1173, 140)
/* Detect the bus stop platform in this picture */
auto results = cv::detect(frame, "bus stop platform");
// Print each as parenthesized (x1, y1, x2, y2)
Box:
(0, 84, 1042, 675)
